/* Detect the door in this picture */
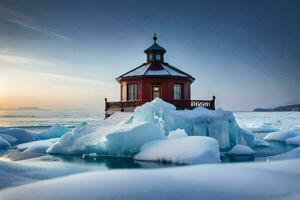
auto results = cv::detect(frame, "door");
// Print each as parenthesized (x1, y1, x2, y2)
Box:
(152, 85, 161, 99)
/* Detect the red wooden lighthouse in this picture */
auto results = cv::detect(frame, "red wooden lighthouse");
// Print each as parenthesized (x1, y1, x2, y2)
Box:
(105, 34, 215, 117)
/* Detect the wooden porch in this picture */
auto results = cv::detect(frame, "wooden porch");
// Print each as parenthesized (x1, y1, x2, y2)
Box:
(105, 96, 216, 118)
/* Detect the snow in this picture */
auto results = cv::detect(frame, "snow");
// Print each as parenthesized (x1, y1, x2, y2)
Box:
(254, 138, 270, 147)
(0, 129, 36, 144)
(134, 136, 220, 164)
(168, 128, 188, 139)
(133, 98, 254, 149)
(264, 130, 300, 142)
(17, 138, 59, 154)
(46, 122, 97, 154)
(38, 124, 69, 139)
(244, 122, 279, 133)
(228, 144, 255, 155)
(1, 159, 300, 200)
(286, 136, 300, 146)
(98, 121, 165, 156)
(0, 137, 10, 149)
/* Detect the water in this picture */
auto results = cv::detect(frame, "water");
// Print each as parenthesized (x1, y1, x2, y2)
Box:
(1, 110, 299, 164)
(0, 109, 104, 133)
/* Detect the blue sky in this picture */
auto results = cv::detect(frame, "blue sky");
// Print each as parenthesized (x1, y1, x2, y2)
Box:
(0, 0, 299, 111)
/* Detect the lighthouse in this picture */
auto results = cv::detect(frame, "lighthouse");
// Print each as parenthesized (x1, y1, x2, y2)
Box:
(105, 34, 215, 117)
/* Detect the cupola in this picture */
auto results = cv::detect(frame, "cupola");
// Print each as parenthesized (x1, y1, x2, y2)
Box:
(144, 33, 166, 63)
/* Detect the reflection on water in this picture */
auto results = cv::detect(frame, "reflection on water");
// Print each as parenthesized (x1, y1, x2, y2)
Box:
(37, 154, 180, 169)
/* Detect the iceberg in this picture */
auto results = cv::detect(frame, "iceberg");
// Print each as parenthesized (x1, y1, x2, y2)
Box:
(134, 136, 220, 164)
(0, 134, 17, 145)
(38, 124, 69, 139)
(264, 130, 300, 142)
(47, 122, 97, 154)
(0, 129, 37, 144)
(227, 144, 255, 155)
(17, 138, 59, 154)
(286, 136, 300, 146)
(98, 121, 165, 156)
(133, 98, 254, 149)
(0, 137, 10, 149)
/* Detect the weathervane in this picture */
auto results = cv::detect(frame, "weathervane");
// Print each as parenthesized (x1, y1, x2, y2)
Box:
(153, 33, 158, 43)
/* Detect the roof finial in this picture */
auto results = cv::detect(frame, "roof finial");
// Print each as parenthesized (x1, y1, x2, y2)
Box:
(153, 33, 158, 43)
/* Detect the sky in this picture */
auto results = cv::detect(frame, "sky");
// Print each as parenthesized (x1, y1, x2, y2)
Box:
(0, 0, 299, 111)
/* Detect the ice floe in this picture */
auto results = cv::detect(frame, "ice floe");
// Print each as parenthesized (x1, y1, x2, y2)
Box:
(264, 130, 300, 142)
(227, 144, 255, 155)
(134, 136, 220, 164)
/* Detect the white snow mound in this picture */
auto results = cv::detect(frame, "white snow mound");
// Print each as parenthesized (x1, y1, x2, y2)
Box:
(264, 130, 300, 142)
(228, 144, 255, 155)
(168, 128, 188, 139)
(134, 136, 220, 164)
(99, 121, 165, 156)
(17, 138, 59, 154)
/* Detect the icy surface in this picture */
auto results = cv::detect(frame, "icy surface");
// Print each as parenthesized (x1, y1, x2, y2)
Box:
(234, 112, 300, 134)
(98, 122, 165, 156)
(264, 130, 300, 142)
(46, 122, 98, 154)
(254, 138, 270, 147)
(262, 147, 300, 161)
(133, 98, 254, 149)
(286, 136, 300, 146)
(228, 144, 255, 155)
(134, 136, 220, 164)
(0, 134, 17, 145)
(1, 159, 300, 200)
(168, 128, 188, 139)
(17, 138, 59, 154)
(0, 137, 10, 149)
(38, 124, 69, 139)
(0, 129, 36, 144)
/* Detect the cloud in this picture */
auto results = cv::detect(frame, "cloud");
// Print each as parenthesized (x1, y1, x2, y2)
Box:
(0, 5, 71, 41)
(0, 53, 104, 85)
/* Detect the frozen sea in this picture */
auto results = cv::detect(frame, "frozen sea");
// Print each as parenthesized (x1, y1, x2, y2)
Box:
(0, 109, 300, 192)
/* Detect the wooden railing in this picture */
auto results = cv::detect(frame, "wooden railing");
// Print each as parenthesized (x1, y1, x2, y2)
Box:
(105, 96, 216, 112)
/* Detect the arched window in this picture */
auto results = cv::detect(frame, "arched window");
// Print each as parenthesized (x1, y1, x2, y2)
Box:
(155, 54, 161, 60)
(148, 54, 153, 61)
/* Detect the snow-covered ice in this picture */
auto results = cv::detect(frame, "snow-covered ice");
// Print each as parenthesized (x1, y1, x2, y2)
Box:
(167, 128, 188, 139)
(1, 159, 300, 200)
(254, 138, 270, 147)
(228, 144, 255, 155)
(17, 138, 59, 154)
(38, 124, 69, 139)
(0, 129, 37, 144)
(264, 130, 300, 142)
(286, 136, 300, 146)
(0, 134, 17, 145)
(133, 98, 254, 149)
(99, 121, 165, 156)
(261, 147, 300, 161)
(0, 137, 10, 149)
(134, 136, 220, 164)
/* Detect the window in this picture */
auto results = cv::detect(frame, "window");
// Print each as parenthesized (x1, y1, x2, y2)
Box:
(174, 84, 182, 100)
(148, 54, 153, 61)
(155, 54, 161, 60)
(128, 84, 137, 101)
